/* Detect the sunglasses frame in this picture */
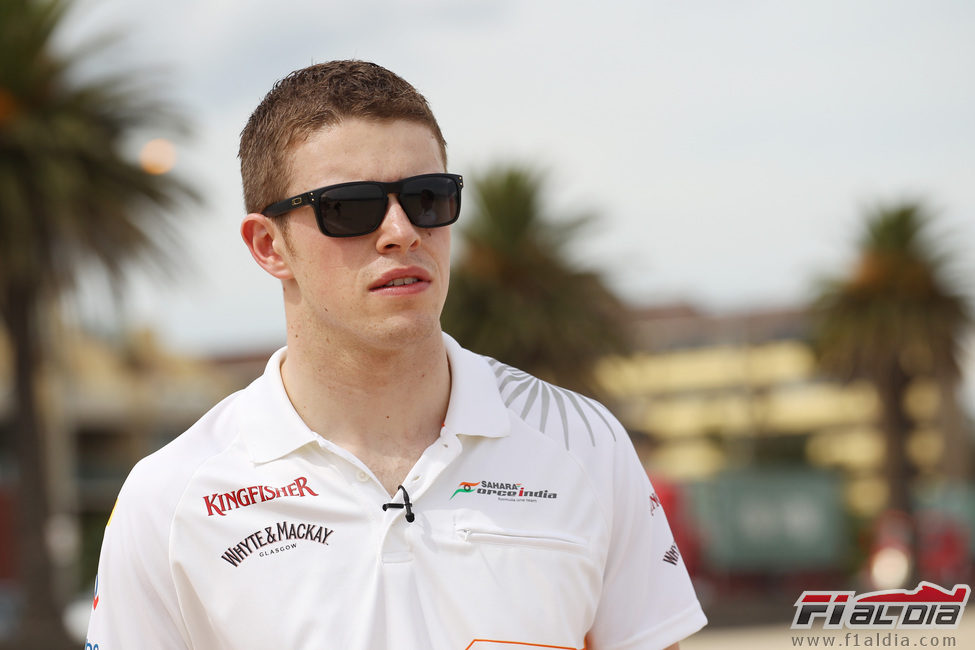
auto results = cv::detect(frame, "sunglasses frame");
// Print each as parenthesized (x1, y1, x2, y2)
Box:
(261, 173, 464, 238)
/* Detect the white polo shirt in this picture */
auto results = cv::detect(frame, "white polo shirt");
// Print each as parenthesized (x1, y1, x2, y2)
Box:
(86, 334, 706, 649)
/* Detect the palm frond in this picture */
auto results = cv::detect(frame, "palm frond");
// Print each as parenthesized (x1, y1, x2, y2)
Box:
(443, 163, 629, 394)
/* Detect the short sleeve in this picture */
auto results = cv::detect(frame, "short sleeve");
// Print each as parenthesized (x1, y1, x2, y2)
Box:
(586, 428, 707, 649)
(85, 464, 190, 649)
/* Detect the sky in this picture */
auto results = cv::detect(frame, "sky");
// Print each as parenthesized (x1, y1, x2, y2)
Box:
(58, 0, 975, 378)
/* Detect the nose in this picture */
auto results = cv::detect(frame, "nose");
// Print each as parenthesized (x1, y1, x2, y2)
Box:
(375, 195, 421, 252)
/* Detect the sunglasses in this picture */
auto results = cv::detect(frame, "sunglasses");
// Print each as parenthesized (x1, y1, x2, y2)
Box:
(262, 173, 464, 238)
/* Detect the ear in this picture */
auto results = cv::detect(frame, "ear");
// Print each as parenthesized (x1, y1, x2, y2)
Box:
(241, 213, 294, 280)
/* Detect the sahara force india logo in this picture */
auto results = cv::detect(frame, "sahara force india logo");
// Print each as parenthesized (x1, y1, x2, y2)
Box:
(792, 581, 970, 630)
(450, 481, 557, 501)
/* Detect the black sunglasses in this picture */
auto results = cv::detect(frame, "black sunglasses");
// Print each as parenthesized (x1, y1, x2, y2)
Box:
(262, 173, 464, 238)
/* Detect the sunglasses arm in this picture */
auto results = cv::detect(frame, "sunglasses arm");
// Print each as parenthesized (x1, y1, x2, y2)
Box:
(262, 192, 316, 218)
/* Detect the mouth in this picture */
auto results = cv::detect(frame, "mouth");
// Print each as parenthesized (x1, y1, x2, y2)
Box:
(381, 277, 421, 288)
(369, 267, 433, 292)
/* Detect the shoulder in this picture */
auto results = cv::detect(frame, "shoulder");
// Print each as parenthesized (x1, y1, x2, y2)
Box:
(443, 333, 629, 462)
(485, 356, 625, 453)
(464, 352, 667, 558)
(89, 383, 255, 648)
(113, 389, 245, 533)
(482, 356, 645, 517)
(449, 338, 644, 517)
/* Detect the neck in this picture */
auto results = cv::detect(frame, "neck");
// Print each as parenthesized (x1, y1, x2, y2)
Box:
(279, 327, 451, 456)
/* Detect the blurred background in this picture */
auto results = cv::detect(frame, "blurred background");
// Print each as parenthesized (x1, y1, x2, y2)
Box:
(1, 0, 973, 647)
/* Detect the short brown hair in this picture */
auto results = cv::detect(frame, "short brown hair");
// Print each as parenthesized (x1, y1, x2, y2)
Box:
(238, 60, 448, 215)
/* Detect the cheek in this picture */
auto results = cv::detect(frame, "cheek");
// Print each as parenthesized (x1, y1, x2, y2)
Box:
(430, 228, 452, 266)
(292, 237, 362, 275)
(286, 248, 359, 301)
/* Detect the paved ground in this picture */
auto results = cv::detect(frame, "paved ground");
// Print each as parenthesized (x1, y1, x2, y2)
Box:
(681, 615, 975, 649)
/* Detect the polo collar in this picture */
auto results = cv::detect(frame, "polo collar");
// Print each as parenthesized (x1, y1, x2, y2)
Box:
(239, 347, 320, 464)
(240, 334, 511, 464)
(442, 333, 511, 440)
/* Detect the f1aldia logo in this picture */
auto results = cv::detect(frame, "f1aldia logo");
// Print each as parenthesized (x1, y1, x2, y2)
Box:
(792, 581, 970, 630)
(450, 481, 557, 501)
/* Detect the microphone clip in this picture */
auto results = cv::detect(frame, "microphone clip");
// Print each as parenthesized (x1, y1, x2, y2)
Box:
(382, 484, 416, 522)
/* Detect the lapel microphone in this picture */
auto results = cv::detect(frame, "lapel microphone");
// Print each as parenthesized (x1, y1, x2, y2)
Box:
(382, 484, 415, 522)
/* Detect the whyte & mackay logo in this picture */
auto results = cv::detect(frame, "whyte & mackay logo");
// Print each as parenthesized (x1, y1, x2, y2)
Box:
(450, 480, 558, 501)
(220, 520, 335, 567)
(662, 543, 680, 566)
(202, 476, 318, 516)
(792, 581, 970, 630)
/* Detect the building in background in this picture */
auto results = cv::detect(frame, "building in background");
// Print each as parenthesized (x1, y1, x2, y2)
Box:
(597, 304, 974, 599)
(599, 303, 970, 512)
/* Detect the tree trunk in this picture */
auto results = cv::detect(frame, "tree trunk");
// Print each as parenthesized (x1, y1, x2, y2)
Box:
(876, 362, 914, 513)
(874, 359, 917, 584)
(937, 376, 972, 481)
(1, 282, 76, 649)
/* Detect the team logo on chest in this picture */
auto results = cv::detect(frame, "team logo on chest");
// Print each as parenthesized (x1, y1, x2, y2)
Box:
(450, 480, 558, 502)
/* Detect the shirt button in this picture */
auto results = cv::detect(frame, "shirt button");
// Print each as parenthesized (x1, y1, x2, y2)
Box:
(411, 475, 421, 482)
(356, 471, 369, 482)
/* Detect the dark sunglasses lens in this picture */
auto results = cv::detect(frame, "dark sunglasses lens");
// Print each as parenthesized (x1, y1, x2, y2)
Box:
(399, 176, 460, 227)
(320, 184, 387, 236)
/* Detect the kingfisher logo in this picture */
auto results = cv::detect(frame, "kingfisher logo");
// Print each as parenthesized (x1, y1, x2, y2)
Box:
(450, 480, 557, 501)
(649, 491, 661, 516)
(792, 581, 970, 630)
(202, 476, 318, 516)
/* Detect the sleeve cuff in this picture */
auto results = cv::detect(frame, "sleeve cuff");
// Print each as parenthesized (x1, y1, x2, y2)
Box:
(606, 602, 708, 650)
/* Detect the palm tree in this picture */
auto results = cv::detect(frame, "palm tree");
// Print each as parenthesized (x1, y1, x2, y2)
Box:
(1, 1, 196, 646)
(811, 202, 970, 578)
(442, 164, 629, 396)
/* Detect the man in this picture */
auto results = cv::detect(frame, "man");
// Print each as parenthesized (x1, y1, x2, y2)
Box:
(86, 60, 706, 649)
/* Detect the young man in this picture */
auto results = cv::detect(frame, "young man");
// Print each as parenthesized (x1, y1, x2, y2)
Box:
(87, 60, 707, 649)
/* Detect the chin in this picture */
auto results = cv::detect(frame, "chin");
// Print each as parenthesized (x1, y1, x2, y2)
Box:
(366, 316, 442, 348)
